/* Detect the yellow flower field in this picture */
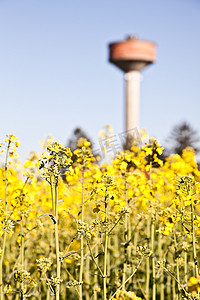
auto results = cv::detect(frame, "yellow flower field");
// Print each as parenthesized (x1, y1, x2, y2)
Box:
(0, 133, 200, 300)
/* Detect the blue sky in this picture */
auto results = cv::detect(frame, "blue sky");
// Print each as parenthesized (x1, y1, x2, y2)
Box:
(0, 0, 200, 159)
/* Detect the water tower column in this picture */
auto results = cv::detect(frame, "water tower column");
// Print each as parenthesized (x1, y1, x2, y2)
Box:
(109, 36, 156, 136)
(125, 70, 141, 132)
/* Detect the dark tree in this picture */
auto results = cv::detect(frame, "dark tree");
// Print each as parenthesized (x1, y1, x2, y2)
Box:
(123, 134, 136, 151)
(61, 127, 95, 181)
(67, 127, 93, 152)
(166, 121, 200, 155)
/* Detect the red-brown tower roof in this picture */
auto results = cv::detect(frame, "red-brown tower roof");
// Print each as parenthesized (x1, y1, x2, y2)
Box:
(109, 36, 156, 72)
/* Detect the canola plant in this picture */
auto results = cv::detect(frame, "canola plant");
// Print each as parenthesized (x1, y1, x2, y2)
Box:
(0, 133, 200, 300)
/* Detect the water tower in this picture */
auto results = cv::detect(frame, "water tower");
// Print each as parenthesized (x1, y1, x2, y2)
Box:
(109, 36, 156, 134)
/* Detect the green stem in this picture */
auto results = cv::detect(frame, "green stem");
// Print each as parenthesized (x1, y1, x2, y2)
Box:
(158, 229, 164, 300)
(150, 162, 156, 300)
(103, 233, 108, 300)
(4, 140, 10, 211)
(50, 177, 55, 216)
(107, 235, 111, 278)
(127, 203, 131, 258)
(174, 232, 180, 299)
(122, 180, 128, 289)
(163, 266, 188, 296)
(0, 140, 10, 300)
(49, 176, 55, 259)
(191, 202, 199, 277)
(20, 214, 24, 297)
(93, 238, 99, 300)
(184, 250, 187, 285)
(85, 255, 90, 300)
(0, 232, 7, 300)
(113, 232, 119, 287)
(108, 215, 123, 235)
(133, 223, 138, 292)
(103, 196, 108, 300)
(151, 217, 156, 300)
(79, 173, 84, 299)
(146, 219, 150, 299)
(109, 256, 144, 300)
(55, 184, 60, 300)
